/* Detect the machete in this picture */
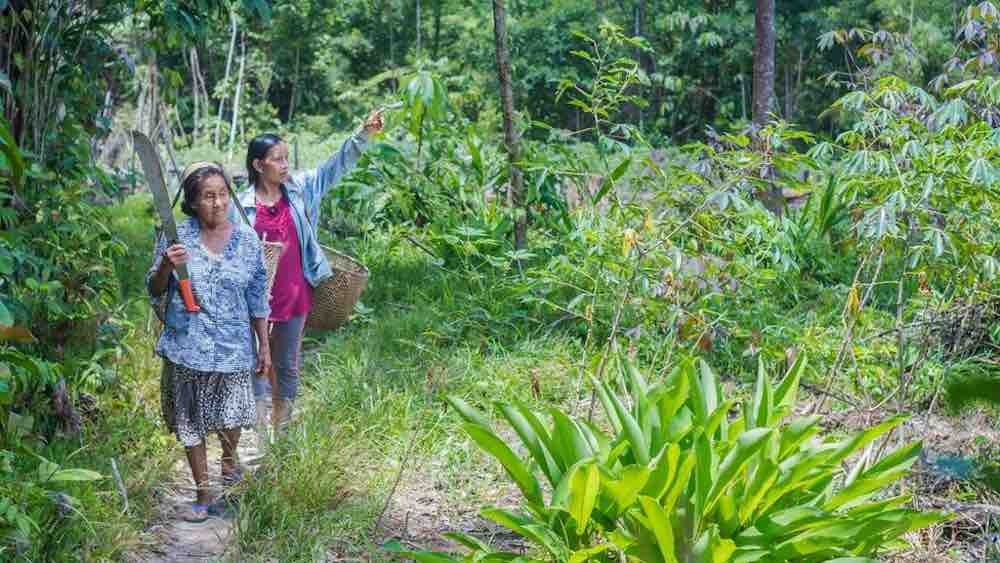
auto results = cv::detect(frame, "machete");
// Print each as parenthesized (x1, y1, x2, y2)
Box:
(132, 130, 200, 313)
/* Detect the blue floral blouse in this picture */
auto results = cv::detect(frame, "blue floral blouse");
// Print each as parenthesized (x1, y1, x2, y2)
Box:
(147, 217, 271, 373)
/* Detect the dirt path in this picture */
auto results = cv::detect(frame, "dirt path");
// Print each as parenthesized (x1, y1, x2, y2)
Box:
(131, 415, 268, 563)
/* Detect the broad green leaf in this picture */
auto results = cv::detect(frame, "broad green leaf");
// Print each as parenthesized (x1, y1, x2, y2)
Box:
(579, 421, 611, 462)
(732, 548, 769, 562)
(643, 443, 679, 500)
(0, 302, 11, 328)
(638, 495, 678, 563)
(757, 506, 829, 536)
(748, 357, 771, 429)
(605, 464, 651, 515)
(481, 508, 569, 560)
(752, 444, 834, 517)
(550, 408, 594, 467)
(663, 450, 696, 513)
(383, 540, 459, 562)
(854, 509, 950, 552)
(772, 353, 807, 422)
(656, 366, 690, 435)
(739, 457, 779, 523)
(717, 494, 739, 537)
(463, 423, 543, 506)
(499, 403, 560, 487)
(603, 381, 650, 465)
(447, 396, 492, 428)
(687, 360, 710, 423)
(826, 415, 906, 467)
(770, 520, 862, 559)
(442, 531, 491, 552)
(665, 407, 694, 443)
(37, 459, 60, 482)
(593, 157, 631, 205)
(825, 443, 920, 511)
(842, 445, 872, 490)
(552, 460, 599, 532)
(846, 495, 911, 518)
(624, 355, 649, 395)
(704, 399, 735, 440)
(692, 525, 736, 563)
(777, 416, 822, 460)
(0, 116, 23, 190)
(705, 428, 773, 515)
(693, 433, 714, 528)
(568, 544, 611, 563)
(698, 360, 721, 417)
(512, 401, 564, 481)
(49, 468, 103, 482)
(594, 376, 623, 434)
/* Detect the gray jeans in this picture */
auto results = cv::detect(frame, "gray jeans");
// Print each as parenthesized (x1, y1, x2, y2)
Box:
(254, 315, 306, 401)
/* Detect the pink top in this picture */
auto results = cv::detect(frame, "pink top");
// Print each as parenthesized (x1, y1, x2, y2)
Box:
(254, 195, 312, 321)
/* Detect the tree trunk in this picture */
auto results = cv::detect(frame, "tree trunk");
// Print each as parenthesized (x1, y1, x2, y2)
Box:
(492, 0, 526, 251)
(138, 59, 159, 136)
(415, 0, 422, 58)
(752, 0, 776, 127)
(433, 0, 442, 58)
(387, 0, 395, 66)
(227, 32, 246, 158)
(630, 0, 651, 126)
(288, 45, 300, 122)
(215, 9, 238, 147)
(189, 47, 200, 136)
(193, 47, 209, 128)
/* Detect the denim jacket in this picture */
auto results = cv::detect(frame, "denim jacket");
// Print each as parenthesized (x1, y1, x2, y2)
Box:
(232, 131, 368, 287)
(147, 217, 271, 373)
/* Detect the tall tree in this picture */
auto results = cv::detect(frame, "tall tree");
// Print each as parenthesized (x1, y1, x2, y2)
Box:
(227, 31, 246, 159)
(492, 0, 526, 250)
(214, 9, 238, 147)
(416, 0, 422, 58)
(752, 0, 776, 126)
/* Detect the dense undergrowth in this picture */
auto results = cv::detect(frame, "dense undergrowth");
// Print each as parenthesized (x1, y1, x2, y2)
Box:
(3, 5, 1000, 563)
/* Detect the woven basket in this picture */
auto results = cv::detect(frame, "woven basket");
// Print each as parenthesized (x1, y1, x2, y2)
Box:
(305, 246, 369, 331)
(261, 240, 284, 299)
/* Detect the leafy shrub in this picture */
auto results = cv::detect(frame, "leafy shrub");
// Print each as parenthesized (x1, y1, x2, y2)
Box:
(392, 354, 947, 562)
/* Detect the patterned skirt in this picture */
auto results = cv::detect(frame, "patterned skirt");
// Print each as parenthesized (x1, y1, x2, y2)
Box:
(160, 361, 256, 447)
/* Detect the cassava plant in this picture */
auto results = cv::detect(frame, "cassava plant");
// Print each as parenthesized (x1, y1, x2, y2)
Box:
(390, 353, 947, 562)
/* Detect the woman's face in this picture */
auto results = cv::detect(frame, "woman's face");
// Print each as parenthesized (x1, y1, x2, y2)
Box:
(194, 174, 230, 228)
(254, 142, 290, 186)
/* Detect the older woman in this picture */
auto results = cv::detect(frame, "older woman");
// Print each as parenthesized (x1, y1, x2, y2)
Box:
(148, 162, 271, 522)
(237, 111, 384, 435)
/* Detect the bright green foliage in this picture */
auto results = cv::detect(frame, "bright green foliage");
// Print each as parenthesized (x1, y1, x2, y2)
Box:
(391, 354, 947, 562)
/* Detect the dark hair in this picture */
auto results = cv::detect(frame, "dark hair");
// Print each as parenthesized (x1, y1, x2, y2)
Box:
(180, 163, 229, 217)
(246, 134, 284, 187)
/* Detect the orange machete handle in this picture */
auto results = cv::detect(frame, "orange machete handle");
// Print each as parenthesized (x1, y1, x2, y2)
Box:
(178, 279, 200, 312)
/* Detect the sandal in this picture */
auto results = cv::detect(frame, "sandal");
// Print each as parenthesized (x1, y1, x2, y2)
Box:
(182, 501, 225, 523)
(221, 467, 245, 488)
(182, 503, 210, 523)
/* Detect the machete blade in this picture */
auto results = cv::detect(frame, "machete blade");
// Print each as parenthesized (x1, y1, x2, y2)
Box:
(132, 131, 199, 312)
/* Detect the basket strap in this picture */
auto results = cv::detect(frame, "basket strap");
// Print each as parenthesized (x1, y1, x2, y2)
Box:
(171, 183, 183, 210)
(226, 181, 256, 231)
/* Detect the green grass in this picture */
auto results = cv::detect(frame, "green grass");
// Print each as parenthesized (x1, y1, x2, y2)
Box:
(229, 230, 593, 561)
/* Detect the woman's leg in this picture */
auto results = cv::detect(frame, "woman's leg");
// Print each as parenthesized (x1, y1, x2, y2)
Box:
(184, 441, 211, 505)
(269, 315, 306, 431)
(218, 428, 242, 477)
